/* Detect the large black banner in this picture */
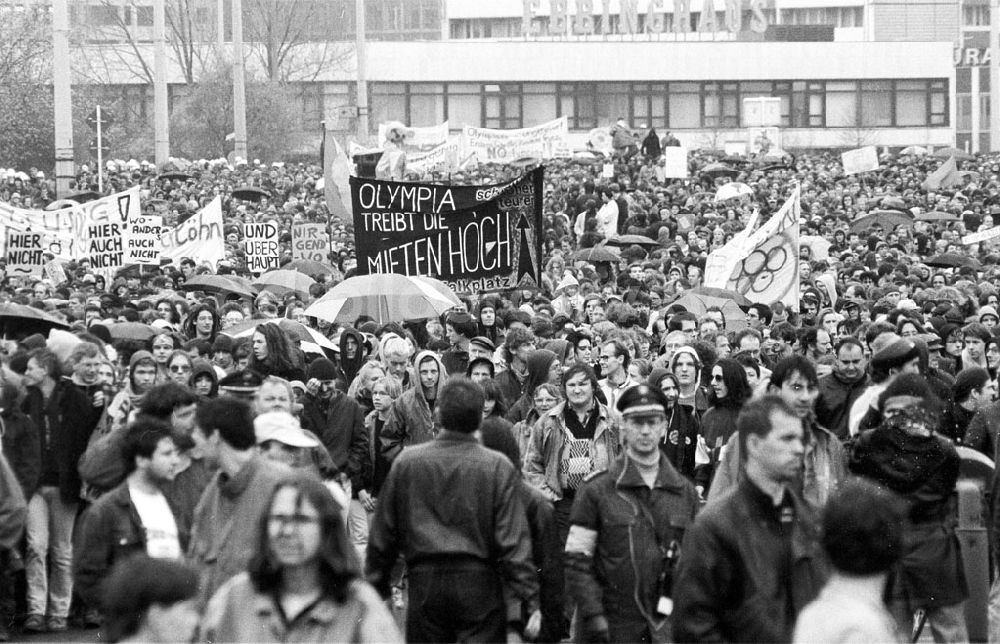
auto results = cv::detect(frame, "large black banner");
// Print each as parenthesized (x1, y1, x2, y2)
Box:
(351, 168, 543, 293)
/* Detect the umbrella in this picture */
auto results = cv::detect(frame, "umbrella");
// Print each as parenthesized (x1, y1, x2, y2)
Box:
(511, 157, 541, 168)
(926, 253, 982, 269)
(44, 199, 81, 211)
(900, 145, 928, 156)
(304, 274, 461, 325)
(671, 292, 748, 331)
(0, 303, 69, 338)
(283, 259, 340, 278)
(253, 269, 316, 298)
(848, 210, 914, 233)
(158, 171, 193, 181)
(605, 234, 660, 249)
(570, 246, 620, 263)
(959, 170, 982, 182)
(878, 196, 908, 212)
(800, 235, 833, 260)
(64, 191, 101, 203)
(916, 211, 960, 222)
(107, 322, 160, 341)
(933, 147, 975, 161)
(701, 163, 739, 179)
(179, 275, 255, 299)
(714, 182, 754, 202)
(231, 186, 271, 202)
(222, 318, 337, 353)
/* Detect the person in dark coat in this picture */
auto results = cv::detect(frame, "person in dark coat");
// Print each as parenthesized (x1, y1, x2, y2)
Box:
(481, 417, 566, 643)
(566, 385, 699, 643)
(814, 337, 869, 440)
(673, 395, 828, 642)
(641, 128, 661, 158)
(366, 377, 539, 642)
(0, 380, 40, 502)
(648, 369, 698, 481)
(849, 374, 968, 641)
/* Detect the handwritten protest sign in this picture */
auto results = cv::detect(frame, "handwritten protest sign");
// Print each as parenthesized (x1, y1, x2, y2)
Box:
(663, 147, 689, 178)
(0, 187, 140, 262)
(841, 146, 879, 175)
(292, 223, 330, 263)
(243, 222, 280, 274)
(160, 197, 225, 268)
(44, 259, 67, 285)
(407, 141, 460, 175)
(126, 214, 162, 264)
(351, 168, 544, 294)
(6, 230, 46, 278)
(462, 117, 568, 163)
(87, 220, 125, 274)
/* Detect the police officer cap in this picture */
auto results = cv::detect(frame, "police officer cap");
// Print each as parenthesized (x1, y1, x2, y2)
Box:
(871, 339, 920, 372)
(218, 369, 264, 393)
(616, 384, 670, 417)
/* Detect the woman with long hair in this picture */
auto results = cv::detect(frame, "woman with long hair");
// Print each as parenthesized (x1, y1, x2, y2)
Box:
(347, 361, 385, 416)
(199, 474, 401, 642)
(647, 369, 699, 481)
(250, 324, 307, 382)
(697, 358, 752, 493)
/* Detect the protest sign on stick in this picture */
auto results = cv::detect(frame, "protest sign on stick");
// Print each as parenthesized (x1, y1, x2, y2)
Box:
(125, 214, 162, 265)
(292, 223, 330, 263)
(243, 222, 280, 275)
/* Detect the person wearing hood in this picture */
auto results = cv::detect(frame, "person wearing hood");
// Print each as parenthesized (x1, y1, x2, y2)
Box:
(380, 350, 447, 466)
(647, 369, 698, 480)
(102, 350, 159, 438)
(507, 349, 561, 425)
(189, 359, 219, 399)
(338, 327, 368, 389)
(669, 346, 709, 415)
(814, 337, 869, 441)
(552, 274, 582, 319)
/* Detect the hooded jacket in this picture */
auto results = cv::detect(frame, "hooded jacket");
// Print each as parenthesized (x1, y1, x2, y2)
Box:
(339, 328, 367, 387)
(380, 351, 446, 465)
(189, 358, 219, 398)
(507, 349, 557, 425)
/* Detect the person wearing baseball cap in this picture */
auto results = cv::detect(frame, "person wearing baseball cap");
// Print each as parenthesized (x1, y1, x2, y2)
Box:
(255, 410, 318, 468)
(564, 384, 699, 643)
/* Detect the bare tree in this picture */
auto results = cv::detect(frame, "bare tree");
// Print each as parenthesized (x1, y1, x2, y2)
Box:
(0, 4, 56, 168)
(243, 0, 350, 81)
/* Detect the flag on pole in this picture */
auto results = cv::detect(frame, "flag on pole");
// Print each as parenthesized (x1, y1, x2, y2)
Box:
(724, 187, 801, 308)
(704, 209, 760, 289)
(323, 129, 352, 221)
(921, 156, 962, 191)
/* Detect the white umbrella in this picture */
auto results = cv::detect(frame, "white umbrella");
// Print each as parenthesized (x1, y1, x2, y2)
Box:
(900, 145, 928, 156)
(714, 182, 754, 203)
(800, 235, 832, 260)
(305, 274, 461, 325)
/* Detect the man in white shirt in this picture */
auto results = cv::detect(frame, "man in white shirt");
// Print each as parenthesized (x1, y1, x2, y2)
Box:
(598, 339, 639, 413)
(74, 418, 184, 610)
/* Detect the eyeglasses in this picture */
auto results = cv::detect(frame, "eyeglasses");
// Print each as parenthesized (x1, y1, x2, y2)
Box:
(170, 364, 191, 373)
(711, 375, 725, 382)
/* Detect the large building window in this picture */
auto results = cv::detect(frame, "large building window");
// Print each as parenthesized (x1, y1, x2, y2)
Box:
(668, 83, 701, 129)
(633, 83, 668, 129)
(702, 83, 739, 128)
(964, 4, 990, 26)
(370, 83, 406, 129)
(523, 83, 558, 124)
(485, 84, 522, 129)
(446, 83, 482, 129)
(596, 83, 629, 126)
(860, 81, 893, 127)
(825, 81, 858, 127)
(558, 83, 598, 130)
(409, 83, 445, 126)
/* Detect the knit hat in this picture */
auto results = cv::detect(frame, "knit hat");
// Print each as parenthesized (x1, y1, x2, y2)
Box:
(555, 273, 579, 294)
(980, 305, 999, 324)
(306, 357, 338, 381)
(212, 334, 234, 354)
(953, 368, 991, 403)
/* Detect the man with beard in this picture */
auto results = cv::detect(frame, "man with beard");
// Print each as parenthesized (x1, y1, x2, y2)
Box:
(849, 375, 968, 640)
(74, 419, 185, 613)
(673, 396, 827, 642)
(815, 338, 869, 440)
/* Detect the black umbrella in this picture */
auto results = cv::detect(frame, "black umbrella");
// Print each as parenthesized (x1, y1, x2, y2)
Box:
(232, 187, 271, 202)
(605, 234, 660, 248)
(848, 210, 914, 233)
(63, 191, 101, 204)
(570, 246, 620, 263)
(926, 253, 982, 269)
(700, 163, 739, 179)
(158, 171, 194, 181)
(0, 303, 68, 339)
(179, 275, 255, 299)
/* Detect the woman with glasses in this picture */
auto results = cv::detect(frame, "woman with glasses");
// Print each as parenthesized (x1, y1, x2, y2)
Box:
(199, 474, 401, 643)
(166, 351, 194, 387)
(697, 359, 752, 493)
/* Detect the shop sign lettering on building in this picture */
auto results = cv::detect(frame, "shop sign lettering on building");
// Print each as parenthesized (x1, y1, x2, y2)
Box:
(522, 0, 769, 37)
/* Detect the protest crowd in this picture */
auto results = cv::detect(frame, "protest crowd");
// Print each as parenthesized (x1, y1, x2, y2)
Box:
(1, 121, 1000, 644)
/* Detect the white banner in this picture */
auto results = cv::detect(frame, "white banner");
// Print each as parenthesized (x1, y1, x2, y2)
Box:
(125, 214, 162, 265)
(704, 210, 761, 289)
(841, 146, 879, 175)
(462, 117, 569, 163)
(0, 188, 140, 262)
(160, 197, 225, 268)
(377, 121, 449, 149)
(407, 141, 460, 175)
(663, 147, 688, 178)
(962, 226, 1000, 245)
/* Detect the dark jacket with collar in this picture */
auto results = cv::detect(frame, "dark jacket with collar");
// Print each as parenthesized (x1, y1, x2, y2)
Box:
(673, 478, 828, 643)
(815, 371, 869, 440)
(22, 380, 97, 503)
(367, 431, 539, 623)
(73, 480, 189, 606)
(565, 453, 700, 643)
(300, 391, 368, 495)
